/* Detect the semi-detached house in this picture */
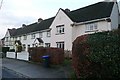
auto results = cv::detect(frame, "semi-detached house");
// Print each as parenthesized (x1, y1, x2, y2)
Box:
(4, 1, 120, 52)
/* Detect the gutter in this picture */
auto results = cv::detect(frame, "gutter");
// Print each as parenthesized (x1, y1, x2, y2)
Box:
(71, 17, 111, 27)
(12, 28, 51, 37)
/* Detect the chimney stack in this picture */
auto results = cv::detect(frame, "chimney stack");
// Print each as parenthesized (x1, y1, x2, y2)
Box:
(65, 8, 70, 13)
(38, 18, 43, 23)
(22, 24, 26, 28)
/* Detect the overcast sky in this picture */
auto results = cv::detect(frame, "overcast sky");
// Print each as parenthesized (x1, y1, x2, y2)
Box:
(0, 0, 120, 39)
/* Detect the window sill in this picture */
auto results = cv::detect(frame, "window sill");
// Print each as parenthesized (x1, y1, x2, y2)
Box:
(55, 33, 65, 35)
(31, 38, 35, 39)
(46, 36, 51, 37)
(85, 30, 98, 33)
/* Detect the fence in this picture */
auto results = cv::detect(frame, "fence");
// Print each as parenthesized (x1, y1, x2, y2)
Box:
(6, 51, 29, 61)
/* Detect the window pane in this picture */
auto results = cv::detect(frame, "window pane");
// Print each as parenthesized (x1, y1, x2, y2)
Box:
(94, 23, 98, 29)
(90, 25, 93, 30)
(56, 25, 64, 34)
(56, 42, 64, 49)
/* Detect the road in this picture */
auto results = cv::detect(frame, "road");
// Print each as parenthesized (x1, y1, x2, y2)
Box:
(2, 67, 27, 79)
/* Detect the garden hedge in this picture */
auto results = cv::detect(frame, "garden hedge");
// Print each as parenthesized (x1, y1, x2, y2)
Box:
(28, 47, 64, 65)
(72, 29, 120, 79)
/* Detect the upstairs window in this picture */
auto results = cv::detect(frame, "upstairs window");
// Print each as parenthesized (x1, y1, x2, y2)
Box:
(15, 37, 17, 40)
(39, 32, 43, 38)
(23, 35, 27, 40)
(19, 36, 21, 40)
(85, 23, 98, 32)
(46, 31, 51, 37)
(31, 34, 36, 39)
(56, 25, 64, 34)
(5, 37, 8, 42)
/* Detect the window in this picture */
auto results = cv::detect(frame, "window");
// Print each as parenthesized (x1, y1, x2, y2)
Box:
(15, 37, 17, 40)
(28, 45, 30, 49)
(23, 44, 26, 51)
(19, 36, 21, 40)
(85, 23, 98, 32)
(56, 25, 64, 34)
(56, 42, 64, 49)
(45, 43, 50, 47)
(32, 44, 35, 47)
(5, 37, 8, 42)
(23, 35, 27, 40)
(46, 31, 51, 37)
(31, 34, 36, 39)
(39, 32, 43, 38)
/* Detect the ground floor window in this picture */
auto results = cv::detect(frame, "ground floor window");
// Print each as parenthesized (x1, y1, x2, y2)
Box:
(45, 43, 50, 47)
(56, 42, 64, 49)
(22, 44, 26, 51)
(32, 44, 35, 47)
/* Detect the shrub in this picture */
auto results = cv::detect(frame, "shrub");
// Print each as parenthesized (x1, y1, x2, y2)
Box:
(72, 29, 120, 79)
(17, 45, 22, 52)
(2, 47, 10, 53)
(9, 49, 15, 52)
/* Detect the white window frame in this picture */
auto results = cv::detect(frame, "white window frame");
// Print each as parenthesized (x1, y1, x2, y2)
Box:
(85, 23, 98, 32)
(56, 42, 64, 49)
(19, 36, 21, 40)
(15, 37, 17, 40)
(5, 37, 8, 42)
(22, 44, 26, 51)
(46, 31, 51, 37)
(23, 35, 27, 40)
(45, 43, 50, 47)
(56, 25, 64, 34)
(39, 32, 43, 38)
(31, 33, 36, 39)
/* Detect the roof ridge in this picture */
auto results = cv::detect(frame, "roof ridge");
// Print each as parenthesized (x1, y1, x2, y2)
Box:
(64, 2, 114, 23)
(70, 2, 114, 13)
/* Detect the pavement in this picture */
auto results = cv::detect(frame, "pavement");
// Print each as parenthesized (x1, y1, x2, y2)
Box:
(2, 58, 72, 79)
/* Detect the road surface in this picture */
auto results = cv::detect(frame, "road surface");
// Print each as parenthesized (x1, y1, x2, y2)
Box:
(2, 67, 28, 79)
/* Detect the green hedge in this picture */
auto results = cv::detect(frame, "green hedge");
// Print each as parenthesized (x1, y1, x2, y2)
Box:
(2, 47, 10, 53)
(88, 30, 120, 78)
(72, 29, 120, 79)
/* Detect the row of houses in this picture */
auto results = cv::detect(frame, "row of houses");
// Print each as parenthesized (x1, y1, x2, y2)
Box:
(3, 1, 120, 53)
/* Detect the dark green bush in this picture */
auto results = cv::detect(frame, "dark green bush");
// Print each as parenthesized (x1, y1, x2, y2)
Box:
(72, 29, 120, 79)
(9, 49, 15, 52)
(88, 30, 120, 78)
(2, 47, 10, 53)
(17, 45, 22, 52)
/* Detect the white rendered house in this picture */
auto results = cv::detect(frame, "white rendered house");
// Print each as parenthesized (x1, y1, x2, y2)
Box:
(4, 1, 120, 52)
(4, 17, 54, 51)
(50, 1, 119, 51)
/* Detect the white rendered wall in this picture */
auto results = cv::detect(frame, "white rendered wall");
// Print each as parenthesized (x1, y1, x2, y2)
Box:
(19, 31, 50, 51)
(50, 9, 73, 50)
(110, 2, 119, 29)
(72, 21, 111, 42)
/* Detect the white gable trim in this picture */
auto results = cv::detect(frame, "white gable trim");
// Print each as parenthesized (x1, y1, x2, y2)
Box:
(5, 30, 10, 37)
(50, 8, 73, 28)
